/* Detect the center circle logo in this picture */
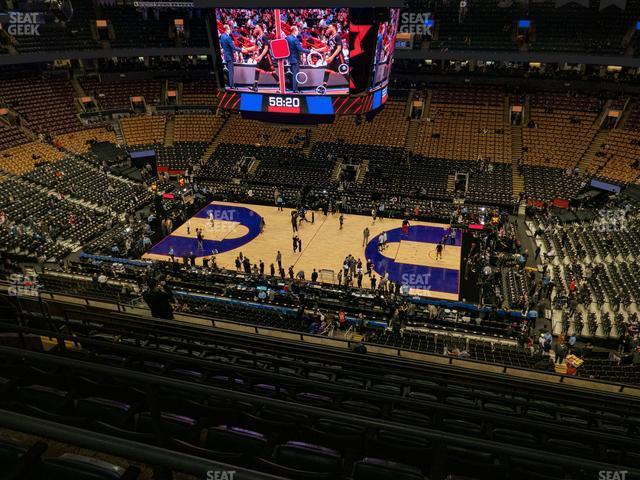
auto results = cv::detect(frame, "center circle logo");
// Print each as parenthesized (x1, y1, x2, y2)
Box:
(149, 203, 262, 258)
(364, 225, 459, 295)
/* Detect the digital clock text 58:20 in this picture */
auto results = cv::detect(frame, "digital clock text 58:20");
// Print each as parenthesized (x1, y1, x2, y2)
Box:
(268, 96, 301, 108)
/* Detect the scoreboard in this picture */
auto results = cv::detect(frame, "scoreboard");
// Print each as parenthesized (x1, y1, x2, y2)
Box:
(218, 86, 388, 116)
(213, 7, 398, 117)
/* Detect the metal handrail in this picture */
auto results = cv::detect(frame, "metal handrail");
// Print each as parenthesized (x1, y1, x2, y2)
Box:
(0, 409, 285, 480)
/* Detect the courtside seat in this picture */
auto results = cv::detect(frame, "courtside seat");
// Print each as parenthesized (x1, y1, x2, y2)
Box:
(256, 441, 342, 480)
(33, 453, 138, 480)
(352, 458, 426, 480)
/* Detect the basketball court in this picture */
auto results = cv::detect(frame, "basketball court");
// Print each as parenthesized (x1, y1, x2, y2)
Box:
(143, 201, 462, 300)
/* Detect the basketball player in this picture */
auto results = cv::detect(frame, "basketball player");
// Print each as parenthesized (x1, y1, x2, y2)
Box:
(436, 242, 443, 260)
(402, 219, 410, 237)
(208, 210, 215, 230)
(196, 228, 204, 251)
(250, 25, 279, 92)
(315, 25, 345, 95)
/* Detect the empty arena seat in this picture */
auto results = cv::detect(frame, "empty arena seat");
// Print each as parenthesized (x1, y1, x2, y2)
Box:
(0, 439, 29, 469)
(34, 453, 137, 480)
(445, 446, 506, 480)
(257, 441, 342, 479)
(76, 397, 135, 430)
(17, 385, 72, 418)
(352, 458, 426, 480)
(204, 425, 268, 456)
(136, 411, 197, 442)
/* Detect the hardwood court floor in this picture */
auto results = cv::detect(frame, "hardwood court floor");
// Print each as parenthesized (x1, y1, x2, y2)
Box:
(143, 201, 461, 300)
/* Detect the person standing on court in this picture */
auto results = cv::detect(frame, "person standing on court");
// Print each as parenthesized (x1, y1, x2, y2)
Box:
(363, 226, 370, 247)
(436, 242, 443, 260)
(286, 26, 311, 93)
(196, 228, 204, 251)
(276, 250, 283, 271)
(339, 213, 344, 229)
(402, 219, 410, 237)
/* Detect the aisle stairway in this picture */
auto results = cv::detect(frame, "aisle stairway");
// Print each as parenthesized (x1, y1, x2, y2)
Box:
(423, 89, 432, 119)
(303, 128, 315, 156)
(404, 120, 419, 152)
(247, 159, 261, 175)
(199, 115, 230, 168)
(164, 116, 175, 147)
(511, 125, 524, 201)
(70, 76, 87, 99)
(330, 158, 343, 182)
(618, 100, 636, 129)
(356, 159, 369, 184)
(404, 88, 415, 118)
(577, 130, 609, 175)
(112, 121, 125, 145)
(446, 174, 456, 193)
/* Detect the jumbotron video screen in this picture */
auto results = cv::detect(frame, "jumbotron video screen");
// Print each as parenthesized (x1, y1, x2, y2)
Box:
(216, 8, 350, 95)
(213, 7, 399, 116)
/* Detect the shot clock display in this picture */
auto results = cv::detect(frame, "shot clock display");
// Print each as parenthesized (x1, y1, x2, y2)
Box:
(268, 96, 301, 109)
(213, 7, 398, 117)
(238, 93, 335, 114)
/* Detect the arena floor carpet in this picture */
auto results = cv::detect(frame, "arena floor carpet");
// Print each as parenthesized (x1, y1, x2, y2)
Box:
(143, 201, 461, 300)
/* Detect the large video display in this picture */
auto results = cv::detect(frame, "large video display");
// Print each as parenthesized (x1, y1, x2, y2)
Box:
(213, 7, 397, 116)
(370, 8, 399, 91)
(216, 8, 350, 95)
